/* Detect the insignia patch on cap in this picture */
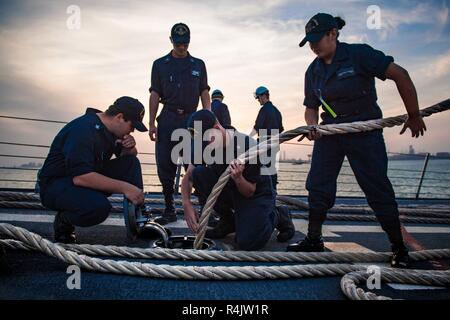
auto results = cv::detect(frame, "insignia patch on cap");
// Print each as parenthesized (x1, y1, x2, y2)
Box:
(306, 19, 319, 33)
(174, 25, 188, 36)
(139, 108, 144, 120)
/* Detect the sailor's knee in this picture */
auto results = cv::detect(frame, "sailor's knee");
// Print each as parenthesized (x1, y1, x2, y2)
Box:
(119, 154, 141, 170)
(129, 154, 141, 166)
(236, 231, 271, 251)
(87, 199, 112, 225)
(236, 237, 267, 251)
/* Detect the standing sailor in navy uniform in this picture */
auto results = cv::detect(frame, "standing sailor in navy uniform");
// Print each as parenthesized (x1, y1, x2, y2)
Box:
(250, 86, 284, 191)
(39, 97, 147, 243)
(148, 23, 211, 224)
(211, 89, 231, 126)
(287, 13, 427, 268)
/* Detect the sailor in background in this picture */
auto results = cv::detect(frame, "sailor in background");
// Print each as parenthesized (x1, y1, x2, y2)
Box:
(250, 86, 284, 191)
(287, 13, 427, 269)
(211, 89, 231, 126)
(148, 23, 211, 224)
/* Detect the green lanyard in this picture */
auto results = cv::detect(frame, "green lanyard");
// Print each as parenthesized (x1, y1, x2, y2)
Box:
(317, 89, 337, 118)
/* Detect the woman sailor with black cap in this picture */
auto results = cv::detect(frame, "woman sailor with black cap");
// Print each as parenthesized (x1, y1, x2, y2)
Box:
(287, 13, 426, 268)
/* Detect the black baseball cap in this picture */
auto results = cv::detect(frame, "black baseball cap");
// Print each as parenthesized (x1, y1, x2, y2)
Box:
(187, 109, 218, 137)
(171, 23, 190, 44)
(211, 89, 224, 99)
(299, 13, 338, 47)
(112, 96, 148, 132)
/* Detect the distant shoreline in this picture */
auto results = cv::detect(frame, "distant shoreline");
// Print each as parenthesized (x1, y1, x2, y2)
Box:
(388, 156, 450, 161)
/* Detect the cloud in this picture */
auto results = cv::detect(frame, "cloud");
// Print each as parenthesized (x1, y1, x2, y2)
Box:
(377, 1, 449, 42)
(0, 0, 449, 164)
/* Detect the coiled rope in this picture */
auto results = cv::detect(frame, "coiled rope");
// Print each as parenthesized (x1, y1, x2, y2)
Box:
(2, 191, 450, 219)
(1, 198, 449, 223)
(1, 223, 449, 300)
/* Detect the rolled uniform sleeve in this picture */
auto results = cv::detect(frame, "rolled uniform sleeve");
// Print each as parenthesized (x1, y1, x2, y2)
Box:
(243, 164, 261, 184)
(356, 44, 394, 81)
(199, 61, 210, 94)
(149, 61, 162, 94)
(63, 129, 96, 177)
(303, 70, 321, 109)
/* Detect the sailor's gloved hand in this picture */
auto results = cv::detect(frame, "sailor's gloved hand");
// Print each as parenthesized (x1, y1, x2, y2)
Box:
(400, 115, 427, 138)
(149, 124, 158, 142)
(124, 184, 144, 206)
(298, 126, 322, 141)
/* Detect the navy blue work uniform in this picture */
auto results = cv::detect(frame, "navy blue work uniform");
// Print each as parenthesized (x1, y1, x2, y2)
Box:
(254, 101, 284, 191)
(192, 130, 277, 250)
(150, 52, 209, 208)
(303, 41, 399, 229)
(211, 99, 231, 126)
(38, 108, 143, 227)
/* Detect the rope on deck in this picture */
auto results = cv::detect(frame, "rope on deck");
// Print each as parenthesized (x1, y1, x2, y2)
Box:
(1, 223, 450, 300)
(2, 191, 450, 215)
(341, 269, 450, 300)
(276, 195, 450, 217)
(194, 99, 450, 249)
(3, 190, 450, 217)
(2, 191, 450, 221)
(289, 213, 450, 224)
(2, 237, 449, 263)
(1, 199, 449, 223)
(0, 192, 199, 205)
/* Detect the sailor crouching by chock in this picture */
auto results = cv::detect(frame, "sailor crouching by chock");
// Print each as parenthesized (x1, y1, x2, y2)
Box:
(180, 109, 295, 250)
(38, 96, 147, 243)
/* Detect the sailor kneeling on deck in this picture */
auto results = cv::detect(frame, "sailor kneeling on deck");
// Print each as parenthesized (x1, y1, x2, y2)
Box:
(181, 110, 295, 250)
(38, 97, 147, 243)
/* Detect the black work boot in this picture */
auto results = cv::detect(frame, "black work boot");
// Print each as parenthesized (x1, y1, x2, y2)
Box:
(377, 215, 410, 268)
(154, 194, 177, 225)
(54, 212, 76, 244)
(286, 235, 325, 252)
(391, 244, 410, 268)
(205, 212, 235, 239)
(287, 212, 325, 252)
(275, 205, 295, 242)
(154, 208, 177, 225)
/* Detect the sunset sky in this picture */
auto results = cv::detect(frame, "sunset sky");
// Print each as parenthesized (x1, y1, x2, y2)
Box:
(0, 0, 449, 165)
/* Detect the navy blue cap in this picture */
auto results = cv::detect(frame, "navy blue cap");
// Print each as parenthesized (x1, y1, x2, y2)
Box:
(171, 23, 190, 44)
(187, 109, 218, 137)
(112, 96, 148, 132)
(211, 89, 224, 99)
(299, 13, 338, 47)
